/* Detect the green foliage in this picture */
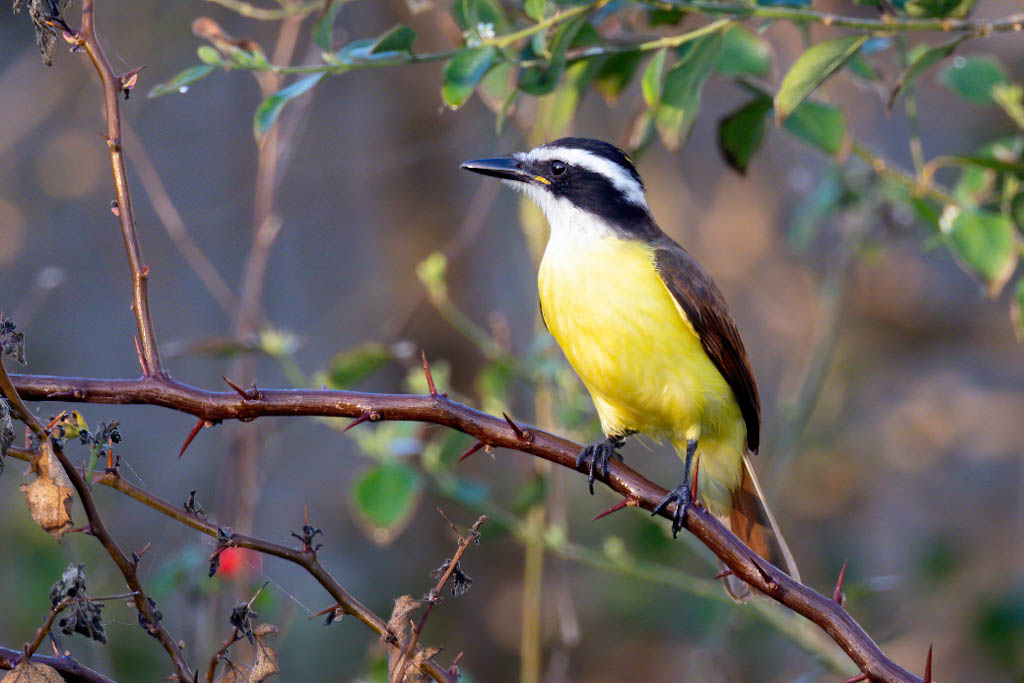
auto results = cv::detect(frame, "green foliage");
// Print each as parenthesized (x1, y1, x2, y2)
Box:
(148, 64, 217, 98)
(889, 36, 966, 108)
(324, 343, 394, 389)
(905, 0, 976, 18)
(939, 55, 1010, 105)
(941, 207, 1017, 295)
(775, 35, 868, 124)
(370, 25, 416, 55)
(253, 73, 325, 140)
(652, 30, 725, 150)
(350, 462, 423, 544)
(443, 47, 497, 109)
(718, 96, 772, 174)
(715, 26, 771, 78)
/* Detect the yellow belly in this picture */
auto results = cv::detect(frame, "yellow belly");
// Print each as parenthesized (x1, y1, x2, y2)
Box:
(538, 233, 746, 511)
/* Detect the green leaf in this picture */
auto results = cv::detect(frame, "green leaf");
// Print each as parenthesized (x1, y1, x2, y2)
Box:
(370, 25, 416, 55)
(453, 0, 507, 33)
(313, 0, 342, 51)
(655, 31, 724, 150)
(334, 38, 375, 64)
(253, 73, 325, 140)
(518, 17, 585, 96)
(525, 0, 546, 21)
(595, 51, 644, 103)
(905, 0, 976, 18)
(197, 46, 222, 66)
(717, 96, 772, 174)
(325, 343, 394, 389)
(775, 35, 868, 124)
(889, 36, 966, 109)
(350, 463, 422, 544)
(939, 55, 1010, 105)
(941, 207, 1018, 295)
(715, 26, 771, 78)
(442, 46, 496, 109)
(782, 100, 846, 155)
(148, 64, 216, 98)
(641, 48, 667, 108)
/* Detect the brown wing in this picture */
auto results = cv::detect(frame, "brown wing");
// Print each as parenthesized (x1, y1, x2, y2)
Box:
(653, 241, 761, 452)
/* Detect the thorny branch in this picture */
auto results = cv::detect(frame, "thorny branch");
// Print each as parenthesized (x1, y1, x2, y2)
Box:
(76, 0, 163, 377)
(9, 371, 926, 683)
(0, 360, 192, 680)
(389, 513, 487, 683)
(2, 445, 456, 683)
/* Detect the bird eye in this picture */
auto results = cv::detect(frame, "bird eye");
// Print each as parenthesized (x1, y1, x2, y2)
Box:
(551, 160, 567, 176)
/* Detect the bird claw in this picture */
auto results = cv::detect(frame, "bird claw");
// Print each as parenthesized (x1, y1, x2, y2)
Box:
(576, 435, 626, 494)
(652, 481, 691, 538)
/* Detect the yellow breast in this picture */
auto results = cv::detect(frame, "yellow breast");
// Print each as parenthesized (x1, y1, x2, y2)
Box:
(538, 232, 738, 443)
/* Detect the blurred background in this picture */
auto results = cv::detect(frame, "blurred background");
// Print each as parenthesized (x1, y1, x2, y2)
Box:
(1, 0, 1023, 681)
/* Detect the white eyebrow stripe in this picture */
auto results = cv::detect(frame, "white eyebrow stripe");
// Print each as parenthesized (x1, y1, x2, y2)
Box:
(518, 146, 648, 207)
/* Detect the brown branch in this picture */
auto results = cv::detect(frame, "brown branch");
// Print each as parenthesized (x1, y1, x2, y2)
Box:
(4, 445, 454, 683)
(10, 372, 922, 682)
(0, 367, 191, 679)
(72, 0, 162, 377)
(390, 513, 487, 683)
(21, 596, 74, 662)
(0, 646, 115, 683)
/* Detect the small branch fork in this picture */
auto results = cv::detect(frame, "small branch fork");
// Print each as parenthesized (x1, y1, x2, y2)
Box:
(73, 0, 162, 377)
(0, 645, 115, 683)
(389, 512, 487, 683)
(9, 372, 928, 682)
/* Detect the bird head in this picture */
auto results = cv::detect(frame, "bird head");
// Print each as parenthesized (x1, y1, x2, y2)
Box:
(461, 137, 653, 235)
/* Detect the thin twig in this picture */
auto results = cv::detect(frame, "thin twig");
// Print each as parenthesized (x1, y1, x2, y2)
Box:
(390, 514, 487, 683)
(21, 596, 73, 662)
(11, 372, 922, 683)
(76, 0, 163, 377)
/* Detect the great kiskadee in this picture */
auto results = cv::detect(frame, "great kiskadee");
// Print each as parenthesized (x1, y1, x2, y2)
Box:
(462, 137, 798, 599)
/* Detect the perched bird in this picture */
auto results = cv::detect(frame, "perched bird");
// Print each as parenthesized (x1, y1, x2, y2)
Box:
(462, 137, 798, 599)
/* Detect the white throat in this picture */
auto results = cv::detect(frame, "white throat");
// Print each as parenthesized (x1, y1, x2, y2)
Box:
(509, 181, 619, 245)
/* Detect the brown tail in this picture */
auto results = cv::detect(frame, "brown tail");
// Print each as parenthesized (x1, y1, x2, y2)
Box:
(717, 455, 800, 602)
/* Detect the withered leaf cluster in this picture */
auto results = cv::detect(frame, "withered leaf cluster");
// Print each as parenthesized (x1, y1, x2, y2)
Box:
(0, 398, 12, 477)
(19, 441, 74, 540)
(49, 563, 106, 644)
(11, 0, 73, 66)
(0, 316, 26, 365)
(431, 559, 473, 599)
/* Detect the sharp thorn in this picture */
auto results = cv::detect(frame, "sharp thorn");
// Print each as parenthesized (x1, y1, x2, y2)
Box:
(838, 675, 868, 683)
(502, 412, 533, 443)
(714, 568, 733, 580)
(421, 350, 444, 398)
(222, 376, 250, 400)
(309, 603, 342, 620)
(593, 498, 636, 521)
(750, 555, 776, 590)
(344, 412, 378, 433)
(178, 417, 206, 459)
(833, 559, 848, 605)
(924, 644, 932, 683)
(458, 440, 486, 463)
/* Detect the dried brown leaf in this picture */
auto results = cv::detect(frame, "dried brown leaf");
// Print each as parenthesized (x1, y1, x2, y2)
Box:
(1, 658, 65, 682)
(248, 623, 279, 682)
(19, 441, 73, 540)
(213, 660, 249, 683)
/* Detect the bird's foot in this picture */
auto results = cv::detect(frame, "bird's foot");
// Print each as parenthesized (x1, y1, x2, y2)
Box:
(651, 480, 691, 538)
(576, 434, 627, 494)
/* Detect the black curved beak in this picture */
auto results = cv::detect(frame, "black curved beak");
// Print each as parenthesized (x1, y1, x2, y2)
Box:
(461, 156, 533, 183)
